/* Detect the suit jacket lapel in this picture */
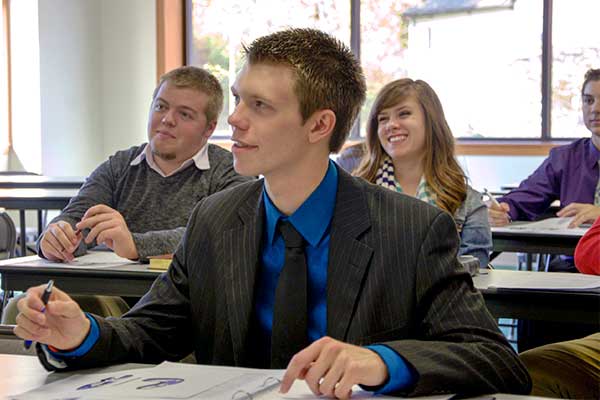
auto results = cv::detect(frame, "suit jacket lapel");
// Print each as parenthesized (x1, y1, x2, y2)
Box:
(327, 169, 373, 340)
(222, 180, 264, 365)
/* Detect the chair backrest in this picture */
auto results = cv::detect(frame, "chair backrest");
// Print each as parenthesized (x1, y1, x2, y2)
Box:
(0, 209, 17, 259)
(0, 324, 35, 355)
(0, 324, 17, 339)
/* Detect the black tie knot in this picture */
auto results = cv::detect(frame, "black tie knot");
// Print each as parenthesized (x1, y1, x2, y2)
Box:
(279, 221, 304, 248)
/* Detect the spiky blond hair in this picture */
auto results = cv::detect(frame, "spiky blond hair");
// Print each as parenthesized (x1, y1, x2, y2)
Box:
(244, 28, 366, 153)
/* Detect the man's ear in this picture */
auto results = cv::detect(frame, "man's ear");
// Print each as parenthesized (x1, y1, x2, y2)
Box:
(202, 120, 218, 138)
(307, 109, 336, 145)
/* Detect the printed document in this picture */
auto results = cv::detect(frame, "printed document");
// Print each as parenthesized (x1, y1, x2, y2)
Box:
(13, 251, 137, 269)
(11, 361, 453, 399)
(477, 270, 600, 291)
(492, 217, 589, 237)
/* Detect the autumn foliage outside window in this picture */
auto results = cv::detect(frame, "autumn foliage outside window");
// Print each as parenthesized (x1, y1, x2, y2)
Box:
(187, 0, 600, 141)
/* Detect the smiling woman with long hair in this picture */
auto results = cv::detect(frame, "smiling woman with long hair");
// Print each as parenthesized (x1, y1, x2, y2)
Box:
(354, 78, 491, 267)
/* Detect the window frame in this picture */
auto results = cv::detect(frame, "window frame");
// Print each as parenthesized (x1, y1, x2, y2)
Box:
(156, 0, 184, 81)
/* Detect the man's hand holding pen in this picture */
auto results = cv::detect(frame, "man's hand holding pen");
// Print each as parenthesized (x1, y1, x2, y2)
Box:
(40, 221, 82, 262)
(14, 284, 90, 352)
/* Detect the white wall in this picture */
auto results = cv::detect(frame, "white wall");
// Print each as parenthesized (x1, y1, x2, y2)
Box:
(458, 155, 545, 192)
(38, 0, 156, 176)
(100, 1, 156, 157)
(38, 0, 102, 176)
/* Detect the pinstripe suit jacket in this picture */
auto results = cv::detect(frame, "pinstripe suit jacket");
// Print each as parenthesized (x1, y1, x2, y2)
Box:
(57, 168, 530, 396)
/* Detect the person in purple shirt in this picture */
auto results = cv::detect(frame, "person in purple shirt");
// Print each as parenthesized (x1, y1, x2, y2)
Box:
(488, 68, 600, 353)
(488, 68, 600, 229)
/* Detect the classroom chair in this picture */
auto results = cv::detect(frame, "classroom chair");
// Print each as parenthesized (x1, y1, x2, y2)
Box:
(0, 208, 16, 259)
(0, 324, 35, 355)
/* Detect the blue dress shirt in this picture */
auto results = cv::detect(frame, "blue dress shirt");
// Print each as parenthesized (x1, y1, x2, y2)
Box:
(255, 160, 415, 394)
(45, 312, 99, 359)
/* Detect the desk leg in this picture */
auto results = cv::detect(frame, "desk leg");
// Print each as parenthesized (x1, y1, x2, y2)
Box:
(19, 209, 26, 257)
(542, 254, 551, 272)
(0, 274, 10, 322)
(37, 210, 43, 236)
(535, 253, 550, 272)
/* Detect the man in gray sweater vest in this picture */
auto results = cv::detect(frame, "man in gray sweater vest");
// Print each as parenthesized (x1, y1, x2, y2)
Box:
(38, 66, 251, 263)
(2, 67, 251, 323)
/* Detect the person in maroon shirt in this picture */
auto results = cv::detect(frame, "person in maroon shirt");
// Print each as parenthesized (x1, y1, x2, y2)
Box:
(574, 216, 600, 275)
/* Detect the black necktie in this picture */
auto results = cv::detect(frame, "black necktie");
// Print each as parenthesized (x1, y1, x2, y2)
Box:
(270, 220, 309, 368)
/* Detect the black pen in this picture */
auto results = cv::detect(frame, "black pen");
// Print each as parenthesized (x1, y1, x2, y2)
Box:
(24, 279, 54, 350)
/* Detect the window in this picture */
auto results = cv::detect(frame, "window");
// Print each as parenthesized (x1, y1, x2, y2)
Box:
(0, 0, 42, 172)
(187, 0, 351, 138)
(7, 0, 41, 172)
(551, 1, 600, 139)
(400, 1, 543, 139)
(360, 0, 414, 136)
(187, 0, 600, 142)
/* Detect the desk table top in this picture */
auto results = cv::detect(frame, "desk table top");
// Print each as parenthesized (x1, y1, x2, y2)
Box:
(0, 354, 557, 400)
(0, 175, 85, 189)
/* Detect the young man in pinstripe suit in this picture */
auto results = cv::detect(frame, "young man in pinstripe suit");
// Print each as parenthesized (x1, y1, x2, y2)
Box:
(15, 29, 530, 398)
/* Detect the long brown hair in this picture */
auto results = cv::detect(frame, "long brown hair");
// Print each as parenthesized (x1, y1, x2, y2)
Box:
(354, 78, 467, 215)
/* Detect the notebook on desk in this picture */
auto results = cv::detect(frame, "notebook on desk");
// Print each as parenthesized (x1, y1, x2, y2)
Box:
(492, 217, 589, 237)
(11, 251, 137, 269)
(11, 361, 454, 399)
(147, 254, 173, 271)
(13, 362, 284, 400)
(482, 270, 600, 292)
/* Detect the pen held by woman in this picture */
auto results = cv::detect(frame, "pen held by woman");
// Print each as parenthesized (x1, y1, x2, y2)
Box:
(484, 189, 512, 227)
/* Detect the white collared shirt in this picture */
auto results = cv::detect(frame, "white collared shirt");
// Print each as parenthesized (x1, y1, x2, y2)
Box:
(130, 143, 210, 177)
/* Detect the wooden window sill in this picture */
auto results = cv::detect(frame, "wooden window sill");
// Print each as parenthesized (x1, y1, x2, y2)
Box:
(209, 139, 566, 156)
(453, 140, 565, 156)
(341, 139, 566, 156)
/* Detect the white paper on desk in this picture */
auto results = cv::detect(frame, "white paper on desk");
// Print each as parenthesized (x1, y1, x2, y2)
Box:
(487, 270, 600, 291)
(12, 251, 136, 269)
(278, 382, 452, 399)
(11, 361, 453, 400)
(11, 362, 285, 400)
(493, 217, 589, 236)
